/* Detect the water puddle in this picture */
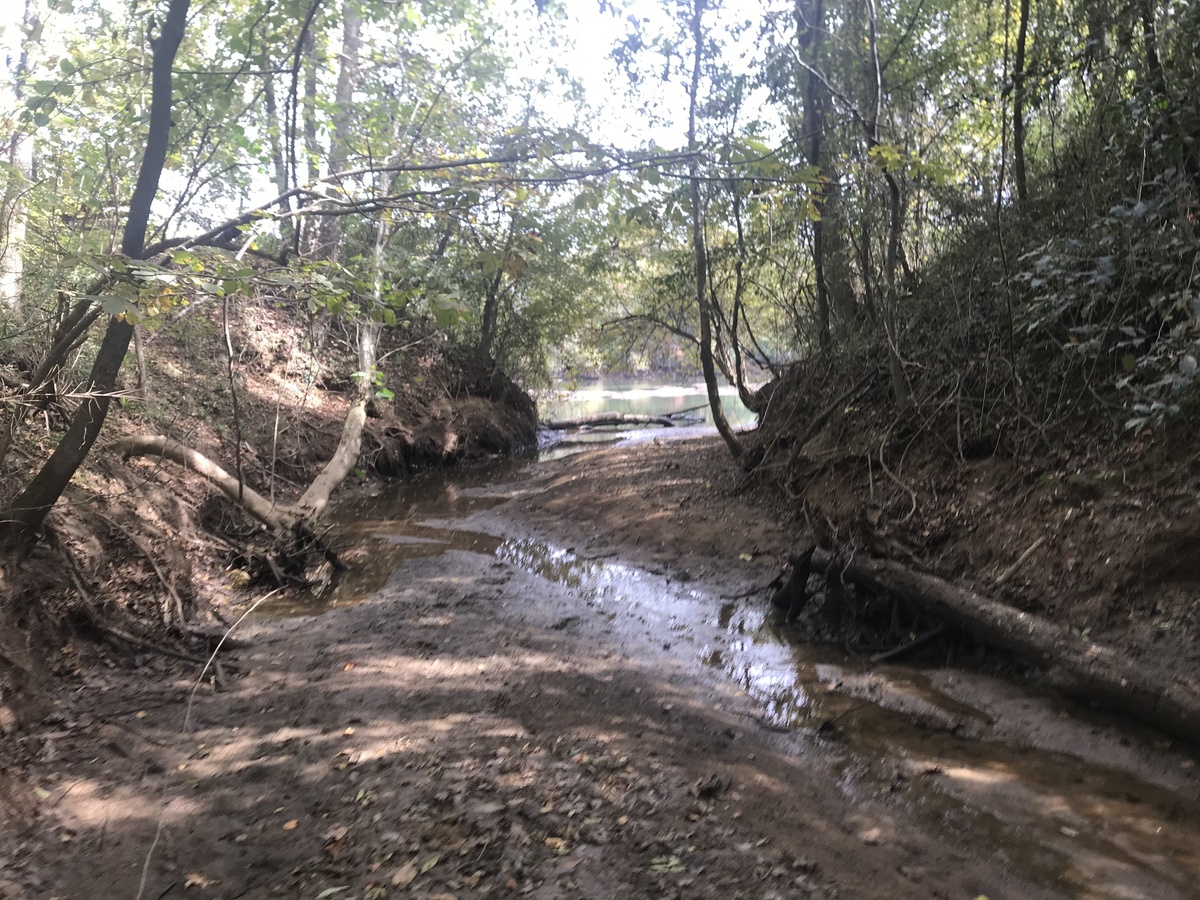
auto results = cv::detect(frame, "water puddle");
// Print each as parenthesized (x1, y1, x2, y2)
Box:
(276, 467, 1200, 898)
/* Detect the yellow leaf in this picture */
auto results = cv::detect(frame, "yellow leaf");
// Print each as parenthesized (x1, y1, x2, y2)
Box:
(282, 819, 299, 831)
(391, 861, 417, 886)
(420, 854, 441, 874)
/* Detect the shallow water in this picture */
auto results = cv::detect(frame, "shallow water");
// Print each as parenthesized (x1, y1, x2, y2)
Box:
(278, 462, 1200, 899)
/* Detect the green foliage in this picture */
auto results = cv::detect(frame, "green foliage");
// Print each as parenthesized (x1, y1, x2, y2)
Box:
(1016, 187, 1200, 428)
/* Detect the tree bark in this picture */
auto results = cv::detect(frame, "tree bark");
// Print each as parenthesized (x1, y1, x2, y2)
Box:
(811, 549, 1200, 747)
(797, 0, 831, 350)
(111, 435, 290, 528)
(864, 0, 912, 413)
(688, 0, 743, 461)
(1012, 0, 1031, 205)
(1, 0, 192, 549)
(314, 0, 361, 260)
(0, 0, 43, 317)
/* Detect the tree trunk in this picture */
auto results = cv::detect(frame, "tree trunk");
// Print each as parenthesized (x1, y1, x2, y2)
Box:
(1012, 0, 1031, 205)
(478, 213, 518, 359)
(797, 0, 832, 350)
(864, 0, 912, 413)
(263, 76, 295, 245)
(314, 0, 361, 260)
(0, 0, 42, 317)
(293, 320, 376, 520)
(688, 0, 743, 461)
(1, 0, 192, 549)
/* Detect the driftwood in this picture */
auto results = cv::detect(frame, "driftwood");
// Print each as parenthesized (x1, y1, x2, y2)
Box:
(541, 413, 679, 429)
(811, 549, 1200, 746)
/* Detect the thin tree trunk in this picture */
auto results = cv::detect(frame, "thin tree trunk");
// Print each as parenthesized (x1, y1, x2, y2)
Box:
(263, 77, 295, 245)
(797, 0, 831, 350)
(479, 214, 518, 358)
(688, 0, 743, 460)
(315, 0, 361, 260)
(1, 0, 191, 549)
(0, 0, 42, 317)
(728, 192, 760, 411)
(1012, 0, 1031, 205)
(864, 0, 912, 413)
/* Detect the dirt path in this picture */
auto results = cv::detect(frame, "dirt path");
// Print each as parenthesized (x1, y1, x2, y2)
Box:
(5, 438, 1199, 899)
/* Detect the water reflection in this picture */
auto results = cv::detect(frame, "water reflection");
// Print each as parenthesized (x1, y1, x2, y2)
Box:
(538, 382, 759, 430)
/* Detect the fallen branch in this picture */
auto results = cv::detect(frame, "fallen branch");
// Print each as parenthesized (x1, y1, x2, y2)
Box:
(811, 549, 1200, 746)
(109, 434, 293, 529)
(541, 413, 678, 429)
(109, 434, 349, 585)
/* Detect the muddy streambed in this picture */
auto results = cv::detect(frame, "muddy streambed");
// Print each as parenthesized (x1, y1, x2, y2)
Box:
(279, 457, 1200, 900)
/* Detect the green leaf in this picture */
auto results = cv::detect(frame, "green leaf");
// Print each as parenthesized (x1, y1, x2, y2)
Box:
(101, 295, 130, 317)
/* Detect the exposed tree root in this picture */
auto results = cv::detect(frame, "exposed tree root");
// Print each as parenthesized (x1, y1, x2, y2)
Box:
(811, 548, 1200, 746)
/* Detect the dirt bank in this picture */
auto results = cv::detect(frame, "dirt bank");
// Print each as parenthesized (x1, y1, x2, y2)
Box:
(4, 436, 1198, 899)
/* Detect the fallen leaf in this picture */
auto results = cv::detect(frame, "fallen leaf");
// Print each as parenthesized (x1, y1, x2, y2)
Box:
(343, 661, 356, 671)
(184, 871, 217, 889)
(283, 819, 299, 831)
(34, 786, 51, 800)
(323, 825, 349, 858)
(391, 862, 417, 886)
(648, 855, 686, 874)
(420, 854, 440, 874)
(314, 889, 347, 899)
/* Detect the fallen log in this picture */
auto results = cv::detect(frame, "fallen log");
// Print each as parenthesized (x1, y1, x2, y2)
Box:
(541, 413, 677, 429)
(811, 549, 1200, 747)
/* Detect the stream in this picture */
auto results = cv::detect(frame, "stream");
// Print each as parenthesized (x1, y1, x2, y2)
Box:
(268, 430, 1200, 899)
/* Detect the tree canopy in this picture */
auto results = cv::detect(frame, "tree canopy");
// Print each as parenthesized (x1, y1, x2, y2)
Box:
(1, 0, 1198, 545)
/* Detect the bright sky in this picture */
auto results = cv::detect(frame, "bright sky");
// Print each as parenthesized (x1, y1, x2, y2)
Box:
(0, 0, 774, 201)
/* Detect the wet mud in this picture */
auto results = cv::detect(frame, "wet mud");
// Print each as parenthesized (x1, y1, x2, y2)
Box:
(268, 456, 1200, 900)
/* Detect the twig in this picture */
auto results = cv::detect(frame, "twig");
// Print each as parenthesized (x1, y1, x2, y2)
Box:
(994, 536, 1045, 586)
(98, 623, 210, 665)
(184, 588, 281, 731)
(101, 514, 187, 630)
(877, 431, 918, 522)
(870, 625, 949, 664)
(135, 808, 169, 900)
